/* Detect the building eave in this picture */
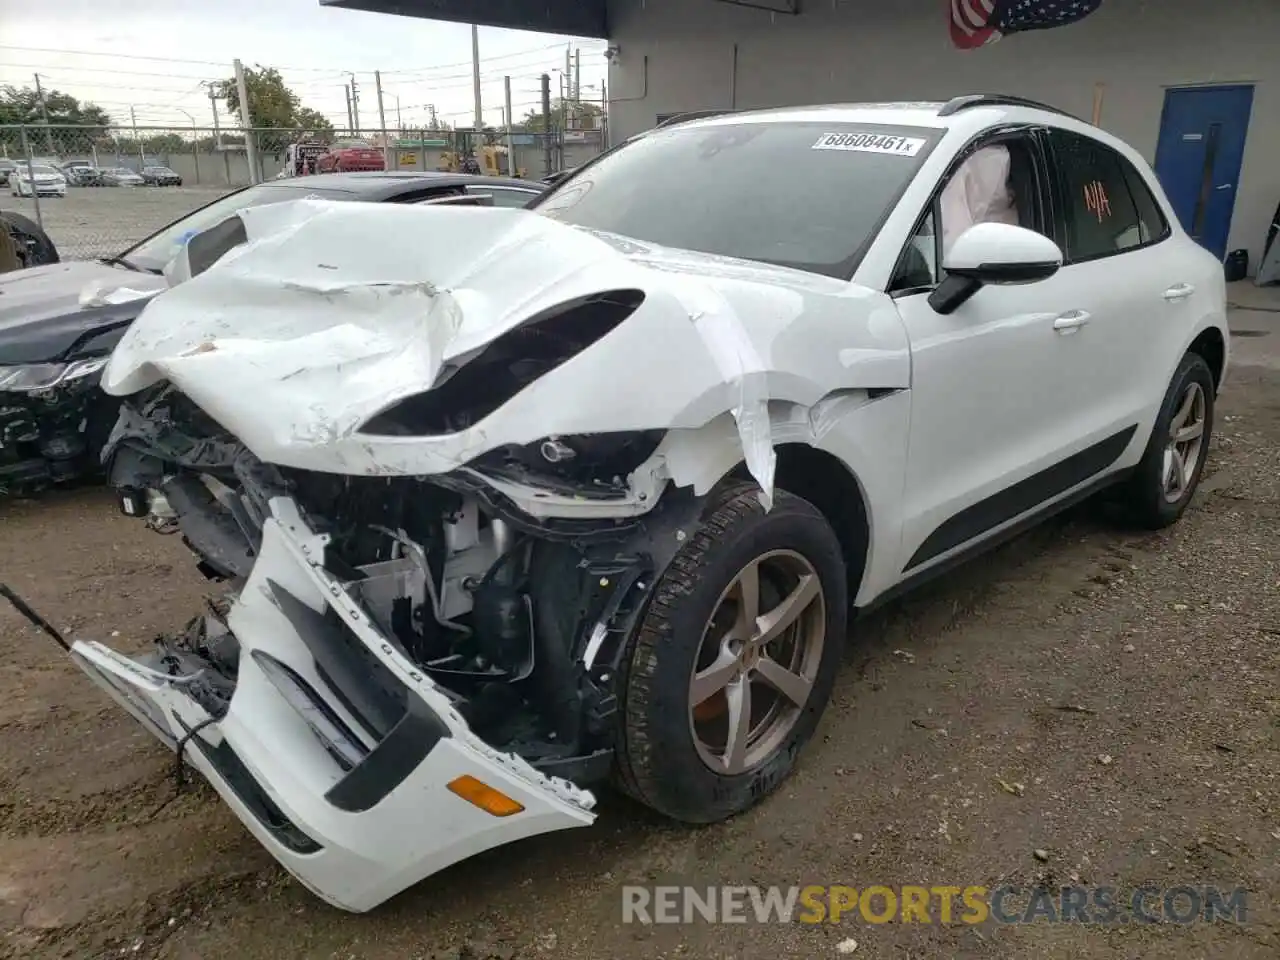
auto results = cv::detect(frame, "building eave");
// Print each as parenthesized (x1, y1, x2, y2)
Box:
(319, 0, 608, 38)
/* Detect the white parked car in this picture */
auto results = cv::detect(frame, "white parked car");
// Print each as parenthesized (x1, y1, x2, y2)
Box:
(66, 96, 1226, 913)
(8, 163, 67, 198)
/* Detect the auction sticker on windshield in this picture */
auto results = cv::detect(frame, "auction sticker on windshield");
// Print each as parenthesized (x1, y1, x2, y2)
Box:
(811, 132, 926, 156)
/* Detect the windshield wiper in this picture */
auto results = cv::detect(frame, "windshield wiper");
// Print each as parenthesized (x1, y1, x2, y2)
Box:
(99, 255, 161, 275)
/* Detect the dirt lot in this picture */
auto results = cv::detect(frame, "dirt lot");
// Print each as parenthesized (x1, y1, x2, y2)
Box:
(1, 299, 1278, 960)
(5, 186, 235, 261)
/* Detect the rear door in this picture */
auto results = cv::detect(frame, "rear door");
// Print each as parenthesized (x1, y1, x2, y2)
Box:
(1041, 128, 1186, 453)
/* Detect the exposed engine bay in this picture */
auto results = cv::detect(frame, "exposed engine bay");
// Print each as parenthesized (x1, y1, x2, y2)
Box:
(105, 384, 701, 785)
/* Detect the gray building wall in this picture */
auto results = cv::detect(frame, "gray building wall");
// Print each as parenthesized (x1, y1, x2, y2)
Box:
(604, 0, 1278, 268)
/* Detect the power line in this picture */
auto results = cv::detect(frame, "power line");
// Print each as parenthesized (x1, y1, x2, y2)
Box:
(0, 41, 607, 76)
(0, 62, 216, 81)
(13, 77, 214, 95)
(370, 41, 606, 74)
(0, 45, 337, 72)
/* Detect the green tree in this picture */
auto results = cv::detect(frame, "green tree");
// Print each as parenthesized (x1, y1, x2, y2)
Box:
(519, 98, 603, 133)
(211, 66, 333, 154)
(0, 85, 112, 154)
(295, 107, 334, 137)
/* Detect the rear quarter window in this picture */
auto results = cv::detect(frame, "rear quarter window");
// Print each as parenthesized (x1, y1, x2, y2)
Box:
(1049, 130, 1167, 262)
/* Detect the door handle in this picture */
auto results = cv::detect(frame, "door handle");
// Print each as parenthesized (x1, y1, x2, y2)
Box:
(1163, 283, 1196, 301)
(1215, 183, 1233, 191)
(1053, 310, 1091, 332)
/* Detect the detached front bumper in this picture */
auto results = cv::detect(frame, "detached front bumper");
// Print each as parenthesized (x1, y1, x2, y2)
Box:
(70, 497, 596, 913)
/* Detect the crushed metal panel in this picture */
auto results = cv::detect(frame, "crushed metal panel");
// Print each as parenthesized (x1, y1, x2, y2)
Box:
(318, 0, 608, 37)
(104, 196, 910, 494)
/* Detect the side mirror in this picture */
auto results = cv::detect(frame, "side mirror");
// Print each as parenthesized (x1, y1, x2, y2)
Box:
(928, 222, 1064, 315)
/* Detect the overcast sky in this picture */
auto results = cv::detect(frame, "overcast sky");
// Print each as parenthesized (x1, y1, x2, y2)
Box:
(0, 0, 605, 131)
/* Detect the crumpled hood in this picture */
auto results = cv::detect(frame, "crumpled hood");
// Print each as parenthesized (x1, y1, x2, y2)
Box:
(0, 260, 166, 364)
(106, 198, 665, 401)
(103, 197, 909, 489)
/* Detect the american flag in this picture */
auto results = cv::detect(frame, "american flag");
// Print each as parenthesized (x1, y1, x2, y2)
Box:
(950, 0, 1106, 50)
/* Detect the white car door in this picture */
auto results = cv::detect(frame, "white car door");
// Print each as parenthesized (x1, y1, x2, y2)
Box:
(888, 128, 1122, 579)
(1041, 128, 1203, 447)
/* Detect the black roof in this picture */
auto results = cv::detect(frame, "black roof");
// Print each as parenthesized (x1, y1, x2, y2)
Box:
(258, 170, 542, 199)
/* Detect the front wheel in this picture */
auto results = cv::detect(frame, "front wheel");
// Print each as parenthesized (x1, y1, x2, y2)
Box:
(1120, 351, 1216, 529)
(614, 484, 847, 824)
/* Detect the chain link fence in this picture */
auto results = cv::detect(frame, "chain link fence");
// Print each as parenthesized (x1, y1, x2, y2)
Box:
(0, 122, 603, 262)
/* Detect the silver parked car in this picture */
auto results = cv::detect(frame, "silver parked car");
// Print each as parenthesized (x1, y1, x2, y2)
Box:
(101, 167, 145, 187)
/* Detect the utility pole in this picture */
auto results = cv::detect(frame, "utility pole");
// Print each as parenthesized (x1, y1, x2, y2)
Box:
(178, 107, 200, 184)
(344, 84, 354, 132)
(503, 75, 515, 176)
(540, 73, 552, 177)
(130, 104, 144, 167)
(564, 44, 572, 134)
(375, 69, 389, 164)
(395, 94, 402, 133)
(207, 85, 221, 148)
(348, 73, 361, 134)
(234, 58, 260, 184)
(574, 47, 581, 101)
(206, 82, 229, 183)
(32, 73, 55, 154)
(471, 24, 483, 130)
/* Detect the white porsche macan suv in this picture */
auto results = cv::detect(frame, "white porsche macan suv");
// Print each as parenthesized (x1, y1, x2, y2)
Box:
(65, 96, 1227, 912)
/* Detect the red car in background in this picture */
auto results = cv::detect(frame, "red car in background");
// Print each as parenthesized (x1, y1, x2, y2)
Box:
(315, 138, 385, 173)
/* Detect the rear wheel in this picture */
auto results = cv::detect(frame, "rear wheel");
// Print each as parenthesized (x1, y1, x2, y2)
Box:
(1119, 352, 1215, 528)
(0, 210, 59, 269)
(614, 484, 846, 823)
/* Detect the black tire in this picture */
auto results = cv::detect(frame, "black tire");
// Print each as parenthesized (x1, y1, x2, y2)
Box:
(1119, 351, 1216, 529)
(614, 483, 847, 823)
(0, 210, 59, 268)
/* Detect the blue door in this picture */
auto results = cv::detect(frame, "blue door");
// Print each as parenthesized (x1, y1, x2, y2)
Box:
(1154, 85, 1254, 260)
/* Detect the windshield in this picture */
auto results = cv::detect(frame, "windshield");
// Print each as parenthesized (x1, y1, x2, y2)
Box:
(333, 139, 372, 150)
(533, 120, 941, 278)
(23, 165, 59, 176)
(119, 182, 362, 271)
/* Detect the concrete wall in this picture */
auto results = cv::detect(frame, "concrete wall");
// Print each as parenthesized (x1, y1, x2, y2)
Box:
(65, 149, 285, 185)
(604, 0, 1279, 268)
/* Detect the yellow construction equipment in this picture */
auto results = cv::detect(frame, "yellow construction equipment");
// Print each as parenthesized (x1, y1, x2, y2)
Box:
(440, 132, 525, 178)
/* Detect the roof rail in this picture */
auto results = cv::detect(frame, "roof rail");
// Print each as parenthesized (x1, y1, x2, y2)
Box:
(937, 95, 1082, 121)
(654, 110, 736, 129)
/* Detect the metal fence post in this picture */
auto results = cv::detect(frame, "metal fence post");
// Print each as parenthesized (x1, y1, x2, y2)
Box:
(190, 122, 201, 185)
(18, 125, 43, 230)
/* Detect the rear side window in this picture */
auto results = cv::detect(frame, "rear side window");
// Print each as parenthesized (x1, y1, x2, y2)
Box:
(466, 185, 538, 208)
(1121, 160, 1170, 244)
(1049, 130, 1163, 262)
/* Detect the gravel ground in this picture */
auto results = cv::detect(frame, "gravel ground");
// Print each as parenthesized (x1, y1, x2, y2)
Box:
(0, 303, 1277, 960)
(2, 186, 236, 261)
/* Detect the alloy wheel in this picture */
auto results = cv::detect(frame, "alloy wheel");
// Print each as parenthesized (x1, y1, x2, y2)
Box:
(1162, 380, 1207, 503)
(688, 549, 827, 775)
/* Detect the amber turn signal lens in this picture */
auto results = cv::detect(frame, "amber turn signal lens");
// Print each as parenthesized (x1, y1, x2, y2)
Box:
(446, 775, 525, 817)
